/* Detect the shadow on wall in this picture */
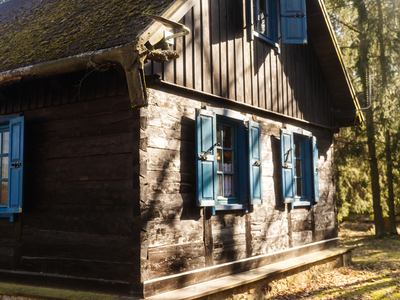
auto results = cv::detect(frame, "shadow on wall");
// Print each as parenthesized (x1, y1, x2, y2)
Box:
(271, 135, 285, 211)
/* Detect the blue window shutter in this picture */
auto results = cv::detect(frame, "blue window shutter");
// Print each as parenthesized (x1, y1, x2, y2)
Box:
(195, 109, 217, 207)
(248, 121, 262, 205)
(312, 136, 320, 202)
(280, 0, 307, 44)
(280, 129, 295, 203)
(8, 116, 24, 213)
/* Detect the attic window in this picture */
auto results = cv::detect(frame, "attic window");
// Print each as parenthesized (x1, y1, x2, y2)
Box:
(252, 0, 308, 46)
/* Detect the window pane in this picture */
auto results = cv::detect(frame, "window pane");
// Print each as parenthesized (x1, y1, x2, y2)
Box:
(295, 140, 301, 158)
(296, 178, 303, 196)
(218, 174, 223, 197)
(1, 157, 8, 179)
(2, 132, 9, 154)
(223, 126, 232, 148)
(296, 159, 302, 177)
(1, 182, 7, 205)
(223, 151, 233, 172)
(217, 149, 222, 171)
(224, 175, 234, 197)
(217, 124, 221, 146)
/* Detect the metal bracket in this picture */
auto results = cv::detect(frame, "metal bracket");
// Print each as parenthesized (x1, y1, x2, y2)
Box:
(198, 142, 220, 161)
(282, 148, 292, 168)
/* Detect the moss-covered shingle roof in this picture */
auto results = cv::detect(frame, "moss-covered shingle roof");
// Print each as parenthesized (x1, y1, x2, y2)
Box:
(0, 0, 175, 73)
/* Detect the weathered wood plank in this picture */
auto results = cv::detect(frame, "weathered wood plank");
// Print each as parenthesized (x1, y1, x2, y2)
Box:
(19, 257, 135, 281)
(21, 229, 136, 262)
(265, 44, 272, 111)
(271, 49, 278, 112)
(147, 242, 205, 279)
(219, 0, 228, 98)
(242, 0, 252, 105)
(29, 154, 133, 182)
(184, 12, 194, 89)
(29, 180, 134, 206)
(258, 40, 265, 109)
(202, 0, 212, 94)
(281, 45, 288, 115)
(193, 2, 202, 91)
(235, 0, 244, 103)
(30, 133, 134, 160)
(24, 94, 131, 122)
(147, 219, 203, 247)
(227, 0, 236, 100)
(211, 0, 221, 96)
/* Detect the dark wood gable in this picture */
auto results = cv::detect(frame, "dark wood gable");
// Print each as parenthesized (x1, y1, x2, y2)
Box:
(144, 0, 335, 128)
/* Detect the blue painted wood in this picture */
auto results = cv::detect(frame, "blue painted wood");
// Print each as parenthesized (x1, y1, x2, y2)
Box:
(280, 0, 307, 44)
(281, 129, 295, 203)
(248, 121, 262, 205)
(8, 116, 24, 213)
(312, 136, 320, 202)
(196, 109, 217, 207)
(236, 121, 248, 209)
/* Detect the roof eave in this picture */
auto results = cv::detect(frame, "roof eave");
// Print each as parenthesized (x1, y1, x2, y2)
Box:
(307, 0, 364, 127)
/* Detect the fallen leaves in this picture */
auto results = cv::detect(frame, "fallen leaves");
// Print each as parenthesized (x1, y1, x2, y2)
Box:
(264, 220, 400, 299)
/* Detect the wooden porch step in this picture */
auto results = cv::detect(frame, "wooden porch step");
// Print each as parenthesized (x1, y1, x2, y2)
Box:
(146, 247, 354, 300)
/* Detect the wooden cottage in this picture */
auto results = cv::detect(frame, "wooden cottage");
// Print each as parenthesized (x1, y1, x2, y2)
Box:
(0, 0, 362, 298)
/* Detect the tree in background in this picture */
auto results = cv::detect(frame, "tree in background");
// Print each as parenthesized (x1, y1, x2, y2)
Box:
(326, 0, 400, 235)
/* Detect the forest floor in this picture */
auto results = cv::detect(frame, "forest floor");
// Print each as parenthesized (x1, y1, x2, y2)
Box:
(267, 214, 400, 300)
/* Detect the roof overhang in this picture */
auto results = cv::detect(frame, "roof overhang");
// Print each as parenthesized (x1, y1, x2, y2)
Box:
(0, 0, 196, 87)
(307, 0, 364, 127)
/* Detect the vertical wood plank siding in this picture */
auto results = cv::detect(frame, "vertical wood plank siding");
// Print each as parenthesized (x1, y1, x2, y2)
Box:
(145, 1, 333, 127)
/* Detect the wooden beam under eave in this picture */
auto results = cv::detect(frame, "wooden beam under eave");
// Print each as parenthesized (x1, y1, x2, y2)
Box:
(139, 0, 197, 46)
(117, 46, 148, 108)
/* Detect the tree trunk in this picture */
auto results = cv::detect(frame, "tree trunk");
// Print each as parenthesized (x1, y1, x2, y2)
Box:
(366, 107, 386, 236)
(385, 130, 398, 234)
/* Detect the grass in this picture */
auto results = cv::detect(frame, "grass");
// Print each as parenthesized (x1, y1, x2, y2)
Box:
(313, 216, 400, 299)
(269, 214, 400, 299)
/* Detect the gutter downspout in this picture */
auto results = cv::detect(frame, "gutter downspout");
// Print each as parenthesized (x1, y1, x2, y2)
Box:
(0, 42, 148, 108)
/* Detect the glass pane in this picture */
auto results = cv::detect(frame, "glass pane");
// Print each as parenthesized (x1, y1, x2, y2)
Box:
(2, 132, 9, 154)
(217, 124, 221, 146)
(296, 178, 303, 196)
(224, 175, 234, 197)
(296, 159, 302, 177)
(223, 151, 233, 172)
(1, 157, 8, 179)
(218, 174, 223, 197)
(217, 149, 222, 171)
(1, 182, 7, 205)
(223, 126, 233, 148)
(295, 140, 301, 158)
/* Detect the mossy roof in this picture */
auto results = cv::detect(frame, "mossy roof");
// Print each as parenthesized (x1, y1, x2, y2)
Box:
(0, 0, 175, 73)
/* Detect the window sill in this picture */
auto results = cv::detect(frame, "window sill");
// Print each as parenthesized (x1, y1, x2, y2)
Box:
(291, 201, 311, 208)
(214, 204, 246, 210)
(253, 31, 280, 53)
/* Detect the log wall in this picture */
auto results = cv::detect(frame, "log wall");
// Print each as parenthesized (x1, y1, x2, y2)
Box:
(144, 0, 334, 128)
(141, 86, 337, 281)
(0, 68, 142, 295)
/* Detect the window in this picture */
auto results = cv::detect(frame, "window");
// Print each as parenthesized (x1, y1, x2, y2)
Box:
(196, 108, 262, 212)
(0, 116, 24, 221)
(251, 0, 308, 45)
(281, 127, 319, 207)
(253, 0, 278, 44)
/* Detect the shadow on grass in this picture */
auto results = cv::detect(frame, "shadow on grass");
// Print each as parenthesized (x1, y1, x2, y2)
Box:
(266, 271, 400, 299)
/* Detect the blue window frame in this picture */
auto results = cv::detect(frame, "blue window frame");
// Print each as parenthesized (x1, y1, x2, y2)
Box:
(251, 0, 307, 46)
(280, 127, 319, 207)
(196, 108, 262, 212)
(0, 116, 24, 222)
